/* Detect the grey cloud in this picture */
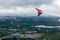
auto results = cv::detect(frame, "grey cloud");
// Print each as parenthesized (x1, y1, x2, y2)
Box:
(0, 0, 54, 7)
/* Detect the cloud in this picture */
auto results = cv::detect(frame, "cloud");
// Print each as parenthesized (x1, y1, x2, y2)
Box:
(0, 0, 53, 7)
(53, 0, 60, 7)
(0, 0, 56, 16)
(39, 0, 60, 17)
(0, 7, 36, 16)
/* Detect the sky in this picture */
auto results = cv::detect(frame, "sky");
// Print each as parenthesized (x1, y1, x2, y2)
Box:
(0, 0, 60, 17)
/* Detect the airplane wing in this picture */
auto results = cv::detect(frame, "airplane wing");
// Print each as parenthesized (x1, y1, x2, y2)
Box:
(35, 8, 43, 16)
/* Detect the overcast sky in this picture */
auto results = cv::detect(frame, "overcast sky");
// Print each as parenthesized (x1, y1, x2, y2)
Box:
(0, 0, 60, 17)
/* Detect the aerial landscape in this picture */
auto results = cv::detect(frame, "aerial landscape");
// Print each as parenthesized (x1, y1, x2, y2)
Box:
(0, 0, 60, 40)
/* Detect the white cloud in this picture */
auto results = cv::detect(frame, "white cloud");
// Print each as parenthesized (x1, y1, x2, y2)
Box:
(0, 7, 37, 16)
(0, 0, 53, 6)
(35, 25, 59, 28)
(39, 0, 60, 17)
(53, 0, 60, 7)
